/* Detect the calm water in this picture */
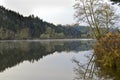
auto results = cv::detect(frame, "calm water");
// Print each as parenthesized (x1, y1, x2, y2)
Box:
(0, 39, 94, 80)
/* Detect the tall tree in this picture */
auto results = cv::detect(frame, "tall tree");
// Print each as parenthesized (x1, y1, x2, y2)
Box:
(74, 0, 120, 39)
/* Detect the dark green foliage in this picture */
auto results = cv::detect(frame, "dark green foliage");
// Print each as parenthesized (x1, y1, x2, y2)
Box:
(111, 0, 120, 3)
(111, 0, 120, 5)
(0, 6, 91, 39)
(58, 25, 92, 38)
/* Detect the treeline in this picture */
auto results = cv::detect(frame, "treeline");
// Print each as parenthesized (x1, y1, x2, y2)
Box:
(0, 6, 91, 40)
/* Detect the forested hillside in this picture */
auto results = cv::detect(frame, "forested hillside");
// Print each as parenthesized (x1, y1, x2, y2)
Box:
(0, 6, 91, 40)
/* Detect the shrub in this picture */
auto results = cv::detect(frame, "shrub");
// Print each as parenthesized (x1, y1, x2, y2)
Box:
(94, 32, 120, 79)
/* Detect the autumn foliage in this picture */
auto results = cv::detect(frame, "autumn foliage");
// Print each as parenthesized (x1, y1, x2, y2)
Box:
(94, 32, 120, 79)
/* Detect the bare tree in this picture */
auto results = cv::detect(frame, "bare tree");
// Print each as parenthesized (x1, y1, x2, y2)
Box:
(74, 0, 119, 39)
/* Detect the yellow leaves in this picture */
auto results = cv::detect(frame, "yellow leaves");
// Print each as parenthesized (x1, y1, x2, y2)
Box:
(93, 32, 120, 77)
(114, 50, 120, 57)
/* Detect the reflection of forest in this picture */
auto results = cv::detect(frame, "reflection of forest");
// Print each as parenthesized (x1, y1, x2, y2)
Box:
(0, 40, 93, 72)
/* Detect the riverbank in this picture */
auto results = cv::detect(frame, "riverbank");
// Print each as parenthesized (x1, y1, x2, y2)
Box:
(0, 38, 95, 42)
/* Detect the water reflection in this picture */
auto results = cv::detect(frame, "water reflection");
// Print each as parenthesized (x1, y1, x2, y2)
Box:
(0, 40, 93, 73)
(72, 51, 119, 80)
(72, 53, 98, 80)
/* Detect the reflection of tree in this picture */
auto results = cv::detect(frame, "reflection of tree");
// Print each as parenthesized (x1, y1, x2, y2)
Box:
(0, 42, 47, 72)
(73, 53, 119, 80)
(72, 54, 98, 80)
(0, 40, 93, 72)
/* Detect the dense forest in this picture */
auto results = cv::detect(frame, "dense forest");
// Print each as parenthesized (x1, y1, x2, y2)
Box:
(0, 6, 91, 40)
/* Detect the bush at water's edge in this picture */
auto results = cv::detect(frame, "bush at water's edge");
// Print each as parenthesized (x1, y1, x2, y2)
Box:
(93, 32, 120, 79)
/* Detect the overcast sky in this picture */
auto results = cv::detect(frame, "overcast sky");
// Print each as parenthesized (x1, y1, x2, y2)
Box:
(0, 0, 76, 25)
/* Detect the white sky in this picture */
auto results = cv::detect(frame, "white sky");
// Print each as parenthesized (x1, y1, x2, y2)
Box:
(0, 0, 76, 25)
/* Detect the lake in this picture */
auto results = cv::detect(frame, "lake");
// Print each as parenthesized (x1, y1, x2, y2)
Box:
(0, 39, 94, 80)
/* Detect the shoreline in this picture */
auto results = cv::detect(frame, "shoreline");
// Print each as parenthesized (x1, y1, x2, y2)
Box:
(0, 38, 95, 42)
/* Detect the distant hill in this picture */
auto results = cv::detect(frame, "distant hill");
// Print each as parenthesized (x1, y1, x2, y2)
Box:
(0, 6, 91, 40)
